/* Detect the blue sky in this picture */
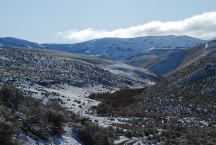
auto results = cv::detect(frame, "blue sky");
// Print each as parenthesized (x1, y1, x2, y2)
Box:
(0, 0, 216, 43)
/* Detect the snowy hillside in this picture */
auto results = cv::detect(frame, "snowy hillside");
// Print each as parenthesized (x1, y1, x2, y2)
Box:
(0, 47, 156, 115)
(0, 46, 150, 144)
(104, 63, 159, 83)
(0, 47, 148, 88)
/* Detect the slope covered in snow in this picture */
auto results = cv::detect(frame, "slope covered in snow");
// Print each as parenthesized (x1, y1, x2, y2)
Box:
(43, 35, 205, 60)
(0, 46, 155, 121)
(0, 46, 152, 144)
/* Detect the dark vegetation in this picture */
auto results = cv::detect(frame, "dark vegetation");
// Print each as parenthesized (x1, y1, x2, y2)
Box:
(78, 123, 116, 145)
(89, 88, 144, 116)
(0, 121, 21, 145)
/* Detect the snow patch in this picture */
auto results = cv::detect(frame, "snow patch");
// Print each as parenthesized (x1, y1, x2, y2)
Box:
(0, 56, 10, 61)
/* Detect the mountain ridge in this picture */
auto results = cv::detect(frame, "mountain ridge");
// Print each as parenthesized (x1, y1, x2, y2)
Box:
(42, 35, 205, 60)
(0, 36, 205, 60)
(0, 35, 211, 77)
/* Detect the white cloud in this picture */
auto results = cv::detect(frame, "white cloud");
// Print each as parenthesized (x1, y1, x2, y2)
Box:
(57, 11, 216, 42)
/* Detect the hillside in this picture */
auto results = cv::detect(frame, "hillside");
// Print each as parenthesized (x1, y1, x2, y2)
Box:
(0, 46, 156, 145)
(126, 40, 216, 76)
(91, 48, 216, 144)
(0, 86, 118, 145)
(0, 47, 142, 88)
(126, 48, 186, 75)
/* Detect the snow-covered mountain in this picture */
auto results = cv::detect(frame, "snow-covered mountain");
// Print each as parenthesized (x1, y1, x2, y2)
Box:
(43, 35, 205, 60)
(0, 35, 205, 61)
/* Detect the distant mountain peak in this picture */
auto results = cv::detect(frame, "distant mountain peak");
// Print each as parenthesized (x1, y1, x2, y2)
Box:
(0, 37, 42, 48)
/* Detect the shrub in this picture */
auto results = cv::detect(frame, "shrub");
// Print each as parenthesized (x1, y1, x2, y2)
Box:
(79, 128, 95, 145)
(89, 88, 143, 116)
(0, 121, 16, 145)
(46, 109, 65, 134)
(78, 122, 115, 145)
(0, 86, 24, 110)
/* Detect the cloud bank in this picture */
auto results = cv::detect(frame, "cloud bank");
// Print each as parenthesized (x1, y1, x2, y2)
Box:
(57, 11, 216, 42)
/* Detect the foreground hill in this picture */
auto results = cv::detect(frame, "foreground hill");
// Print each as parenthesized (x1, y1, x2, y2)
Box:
(91, 45, 216, 144)
(0, 86, 118, 145)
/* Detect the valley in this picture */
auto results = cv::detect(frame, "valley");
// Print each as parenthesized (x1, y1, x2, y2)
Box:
(0, 36, 215, 145)
(1, 1, 216, 144)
